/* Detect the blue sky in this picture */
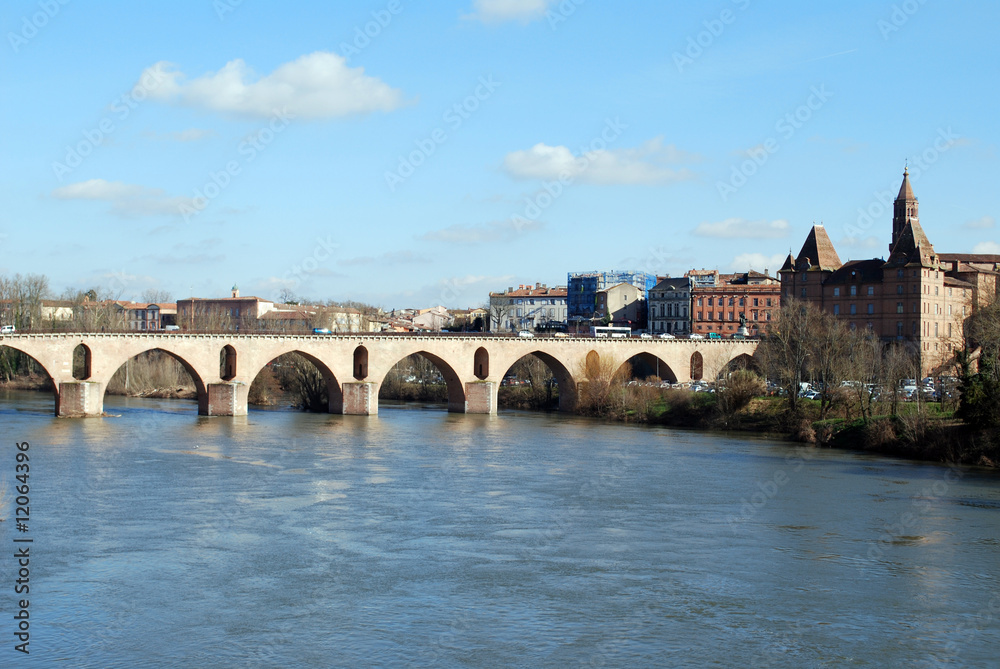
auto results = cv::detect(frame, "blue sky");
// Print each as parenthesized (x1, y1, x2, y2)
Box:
(1, 0, 997, 309)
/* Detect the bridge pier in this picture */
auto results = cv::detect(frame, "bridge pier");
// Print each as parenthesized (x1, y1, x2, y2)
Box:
(57, 381, 104, 417)
(342, 382, 378, 415)
(201, 382, 249, 416)
(464, 381, 497, 414)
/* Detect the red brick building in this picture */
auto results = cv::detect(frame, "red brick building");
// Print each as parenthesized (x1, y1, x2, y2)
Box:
(780, 170, 999, 375)
(689, 269, 781, 337)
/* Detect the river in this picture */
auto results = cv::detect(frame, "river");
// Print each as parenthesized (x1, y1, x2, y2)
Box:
(1, 389, 998, 667)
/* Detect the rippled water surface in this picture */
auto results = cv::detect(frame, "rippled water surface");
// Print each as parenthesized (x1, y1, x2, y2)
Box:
(1, 389, 999, 667)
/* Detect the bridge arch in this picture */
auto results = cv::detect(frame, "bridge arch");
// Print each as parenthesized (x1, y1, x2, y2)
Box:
(498, 351, 577, 412)
(246, 350, 342, 413)
(353, 345, 369, 380)
(0, 344, 58, 410)
(73, 343, 93, 380)
(474, 347, 489, 380)
(690, 351, 704, 381)
(719, 353, 762, 378)
(220, 345, 237, 381)
(377, 350, 465, 413)
(102, 348, 207, 411)
(615, 353, 678, 384)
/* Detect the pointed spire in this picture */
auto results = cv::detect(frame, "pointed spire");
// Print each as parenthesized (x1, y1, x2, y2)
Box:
(795, 225, 842, 272)
(897, 166, 915, 201)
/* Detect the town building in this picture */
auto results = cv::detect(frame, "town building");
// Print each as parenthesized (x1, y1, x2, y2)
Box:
(647, 277, 691, 335)
(779, 169, 1000, 375)
(689, 270, 780, 337)
(595, 283, 644, 328)
(566, 270, 656, 326)
(488, 284, 568, 332)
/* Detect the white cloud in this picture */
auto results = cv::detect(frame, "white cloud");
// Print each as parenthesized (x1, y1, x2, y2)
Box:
(964, 215, 995, 230)
(503, 137, 697, 185)
(140, 51, 404, 119)
(420, 218, 542, 244)
(973, 241, 1000, 254)
(51, 178, 198, 218)
(694, 218, 790, 239)
(464, 0, 555, 24)
(730, 253, 786, 273)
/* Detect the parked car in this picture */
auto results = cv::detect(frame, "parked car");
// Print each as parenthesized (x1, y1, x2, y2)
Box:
(553, 332, 569, 338)
(518, 330, 535, 338)
(707, 332, 722, 340)
(0, 325, 15, 334)
(312, 328, 332, 334)
(639, 333, 653, 339)
(658, 333, 676, 339)
(163, 325, 180, 331)
(688, 333, 704, 339)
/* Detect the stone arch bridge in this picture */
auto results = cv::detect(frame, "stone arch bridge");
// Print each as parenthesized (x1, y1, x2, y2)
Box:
(0, 333, 759, 417)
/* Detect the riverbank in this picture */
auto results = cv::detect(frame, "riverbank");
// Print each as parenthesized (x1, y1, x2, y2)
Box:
(597, 389, 1000, 468)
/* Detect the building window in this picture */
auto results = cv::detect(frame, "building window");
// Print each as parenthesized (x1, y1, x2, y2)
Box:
(739, 298, 744, 306)
(801, 288, 807, 298)
(867, 304, 874, 315)
(753, 298, 759, 307)
(697, 298, 702, 306)
(935, 322, 939, 336)
(850, 285, 857, 296)
(834, 287, 840, 297)
(912, 321, 917, 334)
(867, 286, 874, 296)
(708, 298, 713, 306)
(897, 302, 904, 313)
(948, 288, 953, 296)
(834, 305, 840, 315)
(850, 304, 857, 315)
(897, 321, 903, 337)
(766, 298, 772, 307)
(897, 285, 903, 295)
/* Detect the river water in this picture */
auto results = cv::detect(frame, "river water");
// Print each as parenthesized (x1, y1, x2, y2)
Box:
(0, 389, 998, 668)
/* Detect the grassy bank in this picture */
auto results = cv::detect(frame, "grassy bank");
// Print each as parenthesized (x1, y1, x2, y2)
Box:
(583, 382, 999, 468)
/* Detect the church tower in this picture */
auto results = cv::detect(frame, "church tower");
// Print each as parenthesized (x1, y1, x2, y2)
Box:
(891, 167, 919, 252)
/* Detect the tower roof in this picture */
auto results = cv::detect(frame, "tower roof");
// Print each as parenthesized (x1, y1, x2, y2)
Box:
(897, 167, 916, 201)
(795, 225, 842, 271)
(779, 252, 795, 272)
(886, 219, 935, 267)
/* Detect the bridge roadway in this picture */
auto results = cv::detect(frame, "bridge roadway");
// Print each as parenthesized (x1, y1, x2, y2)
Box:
(0, 332, 759, 417)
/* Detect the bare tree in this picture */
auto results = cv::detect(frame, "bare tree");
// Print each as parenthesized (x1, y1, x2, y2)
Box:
(757, 300, 817, 413)
(141, 288, 173, 304)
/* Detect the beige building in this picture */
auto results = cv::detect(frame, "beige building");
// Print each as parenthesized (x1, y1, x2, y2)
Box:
(596, 283, 644, 328)
(780, 170, 998, 375)
(488, 284, 568, 332)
